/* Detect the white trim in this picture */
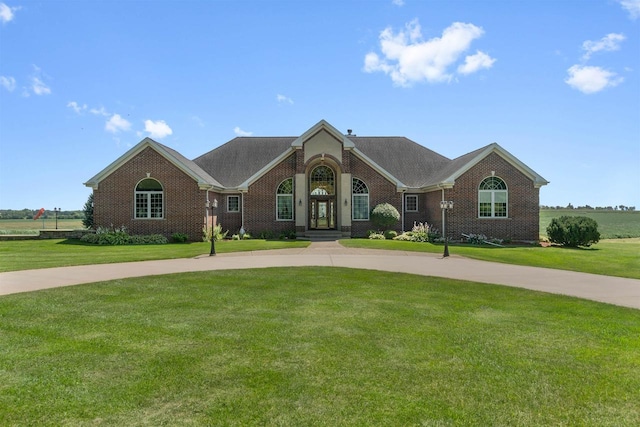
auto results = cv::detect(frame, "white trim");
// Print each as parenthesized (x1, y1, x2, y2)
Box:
(478, 176, 508, 218)
(134, 178, 164, 220)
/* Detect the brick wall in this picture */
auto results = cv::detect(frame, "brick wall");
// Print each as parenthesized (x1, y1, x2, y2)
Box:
(244, 153, 297, 236)
(349, 153, 402, 237)
(427, 152, 540, 241)
(93, 147, 206, 241)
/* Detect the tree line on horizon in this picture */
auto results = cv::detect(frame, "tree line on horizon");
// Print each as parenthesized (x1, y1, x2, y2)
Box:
(540, 204, 636, 211)
(0, 209, 83, 220)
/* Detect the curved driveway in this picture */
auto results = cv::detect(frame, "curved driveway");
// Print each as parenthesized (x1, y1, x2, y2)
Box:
(1, 242, 638, 309)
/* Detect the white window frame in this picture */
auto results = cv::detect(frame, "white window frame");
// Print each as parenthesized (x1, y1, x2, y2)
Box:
(405, 195, 418, 212)
(227, 195, 240, 213)
(478, 177, 508, 218)
(352, 177, 369, 221)
(134, 178, 164, 219)
(276, 178, 294, 221)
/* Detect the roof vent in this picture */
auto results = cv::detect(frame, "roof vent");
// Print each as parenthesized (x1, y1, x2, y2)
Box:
(347, 129, 354, 136)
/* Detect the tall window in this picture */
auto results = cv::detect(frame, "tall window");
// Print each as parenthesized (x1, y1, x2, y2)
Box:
(406, 195, 418, 212)
(277, 178, 294, 220)
(135, 178, 163, 219)
(227, 195, 240, 212)
(310, 165, 335, 195)
(479, 176, 507, 218)
(352, 178, 369, 220)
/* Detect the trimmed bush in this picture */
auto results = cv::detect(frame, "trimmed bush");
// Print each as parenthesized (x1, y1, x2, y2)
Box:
(384, 230, 397, 240)
(546, 216, 600, 247)
(171, 233, 189, 243)
(370, 203, 400, 230)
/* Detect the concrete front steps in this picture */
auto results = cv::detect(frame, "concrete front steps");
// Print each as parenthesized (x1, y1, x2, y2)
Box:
(299, 231, 347, 241)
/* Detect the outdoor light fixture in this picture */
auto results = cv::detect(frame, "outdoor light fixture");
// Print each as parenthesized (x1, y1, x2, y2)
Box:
(440, 200, 454, 257)
(344, 198, 348, 206)
(299, 199, 302, 206)
(207, 199, 218, 256)
(53, 207, 61, 230)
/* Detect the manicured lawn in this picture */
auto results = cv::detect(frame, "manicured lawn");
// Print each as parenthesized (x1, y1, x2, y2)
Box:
(0, 268, 638, 426)
(540, 209, 640, 239)
(0, 218, 84, 234)
(0, 239, 309, 272)
(340, 238, 640, 279)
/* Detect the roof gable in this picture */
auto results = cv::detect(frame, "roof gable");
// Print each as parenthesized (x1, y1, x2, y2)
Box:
(84, 138, 222, 190)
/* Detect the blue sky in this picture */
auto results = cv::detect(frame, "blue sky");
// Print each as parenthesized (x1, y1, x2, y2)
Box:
(1, 0, 639, 210)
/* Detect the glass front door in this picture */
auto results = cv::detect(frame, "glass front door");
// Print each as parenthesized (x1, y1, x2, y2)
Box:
(309, 198, 335, 229)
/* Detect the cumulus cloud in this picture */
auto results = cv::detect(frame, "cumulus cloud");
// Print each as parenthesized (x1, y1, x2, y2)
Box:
(234, 126, 253, 136)
(31, 77, 51, 95)
(618, 0, 640, 19)
(582, 33, 625, 60)
(90, 106, 109, 116)
(67, 101, 87, 114)
(0, 2, 19, 24)
(565, 65, 623, 94)
(105, 114, 132, 133)
(276, 94, 294, 104)
(457, 50, 496, 75)
(363, 19, 493, 86)
(0, 75, 16, 91)
(144, 119, 173, 139)
(392, 0, 405, 6)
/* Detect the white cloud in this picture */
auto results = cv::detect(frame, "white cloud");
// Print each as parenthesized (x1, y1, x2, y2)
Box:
(31, 77, 50, 95)
(90, 106, 109, 116)
(0, 2, 19, 24)
(0, 75, 16, 91)
(618, 0, 640, 19)
(234, 126, 253, 136)
(276, 94, 294, 104)
(363, 19, 492, 86)
(392, 0, 405, 6)
(457, 50, 496, 75)
(67, 101, 87, 114)
(565, 65, 623, 94)
(105, 114, 131, 133)
(191, 116, 205, 127)
(582, 33, 625, 60)
(144, 119, 173, 139)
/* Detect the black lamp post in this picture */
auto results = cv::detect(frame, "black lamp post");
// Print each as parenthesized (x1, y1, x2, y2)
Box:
(53, 207, 61, 230)
(207, 199, 218, 256)
(440, 200, 454, 257)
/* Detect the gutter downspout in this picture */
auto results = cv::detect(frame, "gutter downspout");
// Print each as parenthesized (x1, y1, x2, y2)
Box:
(440, 186, 445, 242)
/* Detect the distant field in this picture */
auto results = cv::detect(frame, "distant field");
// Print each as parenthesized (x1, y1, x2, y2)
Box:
(0, 219, 84, 234)
(540, 209, 640, 239)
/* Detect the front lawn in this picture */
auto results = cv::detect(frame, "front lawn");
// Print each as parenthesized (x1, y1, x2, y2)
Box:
(340, 238, 640, 279)
(1, 268, 638, 426)
(0, 239, 309, 272)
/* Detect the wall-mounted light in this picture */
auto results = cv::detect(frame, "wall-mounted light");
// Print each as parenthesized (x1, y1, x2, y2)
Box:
(344, 198, 348, 206)
(298, 199, 302, 206)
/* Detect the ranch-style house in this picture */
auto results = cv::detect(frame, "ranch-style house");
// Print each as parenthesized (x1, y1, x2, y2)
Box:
(85, 119, 548, 242)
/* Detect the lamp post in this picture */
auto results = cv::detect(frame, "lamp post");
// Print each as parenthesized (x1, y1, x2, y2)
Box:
(53, 207, 61, 230)
(440, 200, 454, 257)
(207, 199, 218, 256)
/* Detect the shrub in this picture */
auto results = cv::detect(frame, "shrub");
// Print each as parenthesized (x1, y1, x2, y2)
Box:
(393, 232, 414, 241)
(384, 230, 397, 240)
(171, 233, 189, 243)
(80, 226, 168, 245)
(203, 224, 228, 242)
(368, 232, 386, 240)
(410, 222, 429, 242)
(546, 216, 600, 247)
(370, 203, 400, 230)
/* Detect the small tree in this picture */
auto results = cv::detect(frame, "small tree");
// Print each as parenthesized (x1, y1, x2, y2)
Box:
(546, 216, 600, 247)
(370, 203, 400, 231)
(82, 193, 94, 229)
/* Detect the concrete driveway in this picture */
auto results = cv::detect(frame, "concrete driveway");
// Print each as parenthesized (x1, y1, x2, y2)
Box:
(1, 241, 639, 309)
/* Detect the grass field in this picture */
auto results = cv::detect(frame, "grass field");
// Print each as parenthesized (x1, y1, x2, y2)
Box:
(540, 209, 640, 239)
(1, 268, 638, 426)
(0, 218, 83, 234)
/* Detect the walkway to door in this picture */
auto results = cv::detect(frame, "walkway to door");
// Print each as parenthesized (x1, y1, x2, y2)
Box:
(1, 241, 638, 309)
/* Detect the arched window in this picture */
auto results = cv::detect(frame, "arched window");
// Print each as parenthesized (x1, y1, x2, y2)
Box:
(352, 178, 369, 220)
(479, 176, 507, 218)
(135, 178, 163, 219)
(276, 178, 294, 221)
(310, 165, 335, 195)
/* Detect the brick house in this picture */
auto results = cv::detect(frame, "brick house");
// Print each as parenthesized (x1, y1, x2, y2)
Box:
(85, 120, 548, 242)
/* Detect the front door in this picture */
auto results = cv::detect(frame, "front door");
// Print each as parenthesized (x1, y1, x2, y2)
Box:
(309, 198, 335, 229)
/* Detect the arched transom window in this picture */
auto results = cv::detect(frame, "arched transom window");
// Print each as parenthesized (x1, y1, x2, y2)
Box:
(135, 178, 163, 219)
(479, 176, 507, 218)
(276, 178, 294, 221)
(352, 177, 369, 220)
(310, 165, 335, 195)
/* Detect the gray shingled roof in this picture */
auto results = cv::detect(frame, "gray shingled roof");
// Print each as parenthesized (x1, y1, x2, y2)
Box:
(193, 137, 296, 187)
(191, 135, 486, 189)
(348, 137, 452, 188)
(155, 141, 224, 187)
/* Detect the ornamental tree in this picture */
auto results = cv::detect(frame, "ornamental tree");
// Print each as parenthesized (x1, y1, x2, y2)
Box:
(370, 202, 400, 231)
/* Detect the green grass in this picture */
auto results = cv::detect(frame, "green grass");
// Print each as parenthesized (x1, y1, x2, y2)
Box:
(340, 238, 640, 279)
(0, 239, 309, 273)
(0, 218, 84, 234)
(540, 209, 640, 239)
(1, 268, 638, 426)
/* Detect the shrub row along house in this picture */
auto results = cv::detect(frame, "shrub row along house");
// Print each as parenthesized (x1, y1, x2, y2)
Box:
(85, 120, 548, 242)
